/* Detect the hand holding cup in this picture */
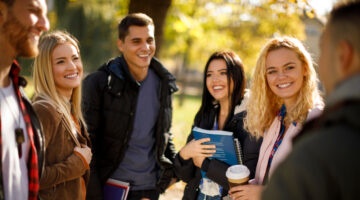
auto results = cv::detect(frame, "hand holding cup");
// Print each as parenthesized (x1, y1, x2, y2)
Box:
(226, 164, 250, 188)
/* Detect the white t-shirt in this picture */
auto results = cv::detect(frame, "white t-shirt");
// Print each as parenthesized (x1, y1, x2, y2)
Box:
(1, 81, 29, 200)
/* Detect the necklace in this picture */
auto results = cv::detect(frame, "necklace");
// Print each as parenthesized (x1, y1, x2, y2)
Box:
(0, 86, 25, 158)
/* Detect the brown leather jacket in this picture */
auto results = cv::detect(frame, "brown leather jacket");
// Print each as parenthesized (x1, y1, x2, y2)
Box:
(32, 96, 91, 200)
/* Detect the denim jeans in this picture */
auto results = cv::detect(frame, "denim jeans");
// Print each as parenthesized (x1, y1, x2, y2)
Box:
(197, 192, 221, 200)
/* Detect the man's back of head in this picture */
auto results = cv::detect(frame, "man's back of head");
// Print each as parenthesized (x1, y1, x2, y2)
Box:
(318, 1, 360, 94)
(328, 1, 360, 56)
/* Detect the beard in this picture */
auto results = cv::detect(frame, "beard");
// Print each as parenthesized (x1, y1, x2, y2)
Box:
(3, 11, 39, 58)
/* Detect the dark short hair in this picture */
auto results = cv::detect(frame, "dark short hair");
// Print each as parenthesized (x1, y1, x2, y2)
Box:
(118, 13, 154, 41)
(0, 0, 15, 6)
(328, 1, 360, 52)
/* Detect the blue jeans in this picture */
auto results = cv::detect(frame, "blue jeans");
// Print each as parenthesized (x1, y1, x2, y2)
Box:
(197, 192, 221, 200)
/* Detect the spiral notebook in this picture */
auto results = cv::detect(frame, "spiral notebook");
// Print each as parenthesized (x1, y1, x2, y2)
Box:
(192, 126, 243, 166)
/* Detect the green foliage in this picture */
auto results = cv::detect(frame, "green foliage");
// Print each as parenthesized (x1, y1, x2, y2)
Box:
(50, 0, 129, 73)
(161, 0, 306, 78)
(38, 0, 311, 78)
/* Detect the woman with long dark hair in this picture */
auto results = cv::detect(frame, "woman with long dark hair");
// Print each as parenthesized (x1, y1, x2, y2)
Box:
(174, 51, 262, 200)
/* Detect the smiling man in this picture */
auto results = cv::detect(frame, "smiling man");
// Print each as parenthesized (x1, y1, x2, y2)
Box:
(0, 0, 49, 199)
(82, 13, 178, 200)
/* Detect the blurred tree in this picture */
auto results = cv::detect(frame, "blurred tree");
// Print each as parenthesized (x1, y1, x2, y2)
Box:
(19, 0, 317, 78)
(162, 0, 309, 75)
(48, 0, 172, 72)
(128, 0, 172, 56)
(49, 0, 128, 72)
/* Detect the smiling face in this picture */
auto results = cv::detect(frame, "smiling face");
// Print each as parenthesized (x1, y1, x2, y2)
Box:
(52, 43, 83, 99)
(265, 48, 306, 108)
(117, 25, 155, 81)
(206, 59, 233, 104)
(1, 0, 49, 58)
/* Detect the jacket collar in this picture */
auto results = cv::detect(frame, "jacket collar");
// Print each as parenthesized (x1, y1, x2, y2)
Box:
(107, 56, 178, 93)
(326, 74, 360, 107)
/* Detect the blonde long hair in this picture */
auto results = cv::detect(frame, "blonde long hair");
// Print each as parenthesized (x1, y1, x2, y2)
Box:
(32, 30, 86, 134)
(245, 36, 323, 138)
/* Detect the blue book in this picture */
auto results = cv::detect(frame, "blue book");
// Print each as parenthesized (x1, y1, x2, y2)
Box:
(103, 179, 130, 200)
(192, 126, 242, 166)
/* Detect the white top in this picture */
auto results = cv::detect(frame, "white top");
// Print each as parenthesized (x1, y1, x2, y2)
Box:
(1, 81, 29, 200)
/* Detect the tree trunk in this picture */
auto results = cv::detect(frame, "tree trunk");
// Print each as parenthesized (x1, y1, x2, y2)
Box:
(129, 0, 172, 56)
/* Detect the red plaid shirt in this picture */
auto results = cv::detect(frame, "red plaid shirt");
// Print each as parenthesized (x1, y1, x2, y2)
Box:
(0, 61, 40, 200)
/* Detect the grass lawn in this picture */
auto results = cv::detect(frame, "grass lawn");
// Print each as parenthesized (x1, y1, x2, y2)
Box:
(171, 94, 201, 151)
(162, 94, 202, 200)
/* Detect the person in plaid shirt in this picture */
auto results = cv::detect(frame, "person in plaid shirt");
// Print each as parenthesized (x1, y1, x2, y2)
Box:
(0, 0, 49, 199)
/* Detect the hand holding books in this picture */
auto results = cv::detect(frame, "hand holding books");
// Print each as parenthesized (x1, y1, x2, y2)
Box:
(192, 127, 242, 166)
(179, 137, 216, 167)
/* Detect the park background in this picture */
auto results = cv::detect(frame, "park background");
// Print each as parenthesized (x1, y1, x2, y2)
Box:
(20, 0, 338, 199)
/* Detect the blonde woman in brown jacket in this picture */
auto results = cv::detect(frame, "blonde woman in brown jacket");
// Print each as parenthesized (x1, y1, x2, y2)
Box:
(32, 30, 92, 200)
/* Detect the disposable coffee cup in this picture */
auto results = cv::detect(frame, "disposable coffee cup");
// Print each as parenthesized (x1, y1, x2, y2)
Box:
(226, 164, 250, 188)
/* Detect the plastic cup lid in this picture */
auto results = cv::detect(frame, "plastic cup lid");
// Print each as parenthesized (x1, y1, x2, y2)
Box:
(226, 164, 250, 179)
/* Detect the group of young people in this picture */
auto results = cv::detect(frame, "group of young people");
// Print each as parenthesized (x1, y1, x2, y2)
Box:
(0, 0, 359, 200)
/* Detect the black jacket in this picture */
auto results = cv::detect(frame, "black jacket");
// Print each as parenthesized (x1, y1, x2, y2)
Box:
(82, 56, 178, 199)
(21, 83, 45, 175)
(174, 107, 262, 200)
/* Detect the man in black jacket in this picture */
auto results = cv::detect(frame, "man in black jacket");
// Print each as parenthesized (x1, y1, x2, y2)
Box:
(0, 0, 48, 199)
(262, 2, 360, 200)
(82, 13, 178, 200)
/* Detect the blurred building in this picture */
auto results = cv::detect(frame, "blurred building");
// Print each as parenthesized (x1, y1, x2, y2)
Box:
(301, 13, 327, 63)
(47, 0, 54, 11)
